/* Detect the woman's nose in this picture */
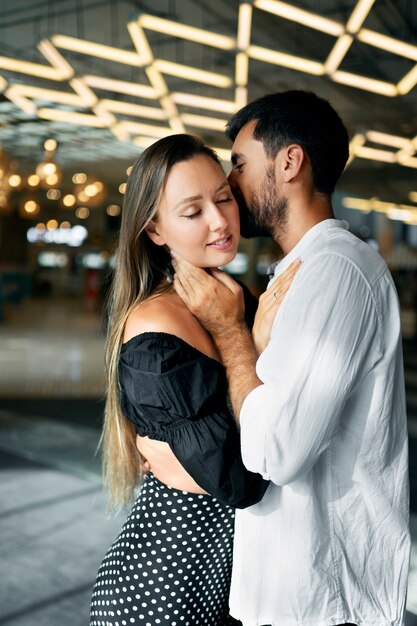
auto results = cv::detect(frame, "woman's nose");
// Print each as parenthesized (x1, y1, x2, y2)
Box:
(208, 204, 228, 232)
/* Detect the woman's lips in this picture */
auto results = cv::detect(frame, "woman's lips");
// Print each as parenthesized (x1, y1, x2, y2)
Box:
(207, 234, 233, 251)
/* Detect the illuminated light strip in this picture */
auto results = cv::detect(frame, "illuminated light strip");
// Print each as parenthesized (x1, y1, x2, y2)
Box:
(154, 59, 232, 88)
(358, 29, 417, 62)
(0, 76, 7, 91)
(127, 21, 154, 65)
(254, 0, 344, 36)
(236, 52, 249, 86)
(343, 198, 417, 222)
(387, 207, 415, 221)
(133, 135, 156, 149)
(161, 98, 185, 133)
(324, 34, 353, 74)
(181, 113, 227, 132)
(346, 132, 366, 166)
(0, 55, 67, 81)
(112, 125, 131, 143)
(343, 197, 373, 211)
(397, 64, 417, 95)
(397, 154, 417, 169)
(138, 14, 236, 50)
(171, 92, 237, 114)
(37, 39, 74, 79)
(93, 103, 117, 127)
(212, 147, 231, 162)
(332, 70, 398, 96)
(52, 34, 144, 66)
(5, 89, 37, 114)
(399, 203, 417, 212)
(144, 65, 185, 132)
(130, 22, 185, 134)
(100, 99, 167, 119)
(5, 83, 85, 107)
(37, 108, 106, 127)
(235, 86, 248, 108)
(132, 136, 232, 164)
(409, 192, 417, 203)
(159, 96, 178, 119)
(373, 199, 404, 213)
(353, 145, 397, 163)
(145, 65, 168, 97)
(83, 75, 157, 99)
(168, 116, 186, 133)
(248, 44, 325, 75)
(237, 3, 253, 50)
(346, 0, 376, 33)
(366, 131, 411, 149)
(69, 78, 98, 107)
(116, 120, 173, 137)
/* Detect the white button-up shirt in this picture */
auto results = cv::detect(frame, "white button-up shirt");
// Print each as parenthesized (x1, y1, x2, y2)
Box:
(230, 220, 410, 626)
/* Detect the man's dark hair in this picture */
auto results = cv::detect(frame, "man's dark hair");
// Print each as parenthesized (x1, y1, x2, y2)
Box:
(226, 90, 349, 195)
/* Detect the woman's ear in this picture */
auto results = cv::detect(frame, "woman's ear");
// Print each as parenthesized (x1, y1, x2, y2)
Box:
(145, 220, 165, 246)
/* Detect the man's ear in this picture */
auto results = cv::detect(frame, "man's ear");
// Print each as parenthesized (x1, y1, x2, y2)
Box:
(279, 144, 305, 183)
(145, 220, 165, 246)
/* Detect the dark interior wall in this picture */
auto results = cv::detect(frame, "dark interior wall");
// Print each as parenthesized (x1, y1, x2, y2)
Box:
(0, 209, 28, 265)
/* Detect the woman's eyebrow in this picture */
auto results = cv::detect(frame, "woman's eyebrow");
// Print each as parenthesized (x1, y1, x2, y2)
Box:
(173, 182, 229, 211)
(173, 195, 202, 211)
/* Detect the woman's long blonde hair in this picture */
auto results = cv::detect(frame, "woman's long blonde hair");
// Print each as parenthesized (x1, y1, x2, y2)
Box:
(102, 134, 221, 510)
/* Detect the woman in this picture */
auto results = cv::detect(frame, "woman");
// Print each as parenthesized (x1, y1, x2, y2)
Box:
(90, 134, 297, 626)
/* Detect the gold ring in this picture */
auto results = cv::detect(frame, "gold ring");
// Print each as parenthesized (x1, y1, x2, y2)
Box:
(273, 291, 280, 300)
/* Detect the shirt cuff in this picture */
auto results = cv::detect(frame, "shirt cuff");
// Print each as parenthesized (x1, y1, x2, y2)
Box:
(240, 384, 271, 481)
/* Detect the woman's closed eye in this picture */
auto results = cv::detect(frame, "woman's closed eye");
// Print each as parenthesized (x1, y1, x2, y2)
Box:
(216, 196, 233, 204)
(182, 209, 202, 220)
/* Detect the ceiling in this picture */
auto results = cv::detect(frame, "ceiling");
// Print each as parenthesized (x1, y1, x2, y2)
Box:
(0, 0, 416, 207)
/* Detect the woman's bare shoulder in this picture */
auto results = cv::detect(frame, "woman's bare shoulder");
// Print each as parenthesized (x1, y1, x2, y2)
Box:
(123, 291, 195, 344)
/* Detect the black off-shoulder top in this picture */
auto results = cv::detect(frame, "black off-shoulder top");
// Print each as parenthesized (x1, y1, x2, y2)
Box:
(118, 286, 269, 509)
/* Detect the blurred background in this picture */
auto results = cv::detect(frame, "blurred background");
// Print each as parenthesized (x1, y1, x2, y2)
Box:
(0, 0, 416, 624)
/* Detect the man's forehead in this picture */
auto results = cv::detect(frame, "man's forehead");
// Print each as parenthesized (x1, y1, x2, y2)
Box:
(231, 120, 264, 159)
(234, 119, 257, 143)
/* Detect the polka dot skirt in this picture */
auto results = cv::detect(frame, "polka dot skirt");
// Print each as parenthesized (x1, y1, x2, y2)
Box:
(90, 471, 241, 626)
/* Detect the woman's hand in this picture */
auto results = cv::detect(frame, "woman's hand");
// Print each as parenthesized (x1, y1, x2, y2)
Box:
(252, 259, 301, 355)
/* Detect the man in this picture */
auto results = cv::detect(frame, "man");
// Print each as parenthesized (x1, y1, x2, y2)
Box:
(172, 91, 410, 626)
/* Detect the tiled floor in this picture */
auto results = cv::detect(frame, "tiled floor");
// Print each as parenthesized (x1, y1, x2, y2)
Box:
(0, 296, 416, 625)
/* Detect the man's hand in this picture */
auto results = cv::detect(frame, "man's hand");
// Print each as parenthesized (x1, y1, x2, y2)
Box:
(171, 250, 245, 337)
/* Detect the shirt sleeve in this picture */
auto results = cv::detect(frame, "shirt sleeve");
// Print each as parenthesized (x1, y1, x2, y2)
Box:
(240, 251, 382, 486)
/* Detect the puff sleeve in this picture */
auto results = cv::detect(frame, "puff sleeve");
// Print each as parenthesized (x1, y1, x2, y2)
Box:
(119, 332, 269, 508)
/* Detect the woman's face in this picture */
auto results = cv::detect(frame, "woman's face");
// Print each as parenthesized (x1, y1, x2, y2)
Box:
(146, 154, 240, 268)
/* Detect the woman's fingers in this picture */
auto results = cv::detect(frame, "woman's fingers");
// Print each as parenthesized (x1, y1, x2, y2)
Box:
(267, 259, 301, 301)
(252, 259, 301, 354)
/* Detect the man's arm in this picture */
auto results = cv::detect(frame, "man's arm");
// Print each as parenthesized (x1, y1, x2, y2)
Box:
(172, 252, 300, 419)
(210, 321, 261, 420)
(172, 258, 261, 419)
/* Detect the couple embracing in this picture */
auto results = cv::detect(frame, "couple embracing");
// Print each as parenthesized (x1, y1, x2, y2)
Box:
(90, 90, 410, 626)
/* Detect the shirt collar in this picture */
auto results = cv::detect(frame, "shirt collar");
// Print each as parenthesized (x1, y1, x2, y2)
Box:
(267, 219, 344, 279)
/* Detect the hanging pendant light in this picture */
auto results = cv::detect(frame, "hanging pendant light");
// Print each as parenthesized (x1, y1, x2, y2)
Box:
(36, 138, 62, 188)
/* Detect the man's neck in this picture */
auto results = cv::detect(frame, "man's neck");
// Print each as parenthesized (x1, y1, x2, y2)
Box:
(275, 197, 334, 256)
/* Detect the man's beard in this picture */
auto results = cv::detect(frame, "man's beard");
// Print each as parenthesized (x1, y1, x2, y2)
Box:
(238, 165, 288, 239)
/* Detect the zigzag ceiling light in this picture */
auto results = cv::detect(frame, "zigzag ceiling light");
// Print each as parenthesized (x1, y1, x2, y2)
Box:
(348, 130, 417, 169)
(0, 0, 416, 168)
